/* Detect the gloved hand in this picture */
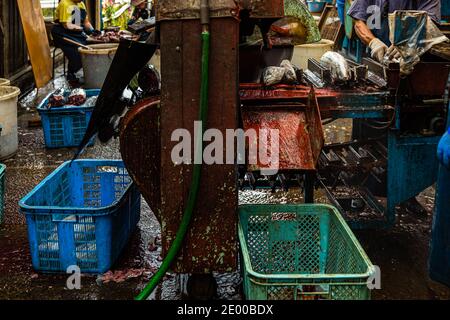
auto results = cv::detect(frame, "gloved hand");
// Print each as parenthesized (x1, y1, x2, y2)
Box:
(387, 45, 402, 61)
(369, 38, 389, 63)
(437, 129, 450, 168)
(85, 28, 101, 36)
(91, 29, 102, 37)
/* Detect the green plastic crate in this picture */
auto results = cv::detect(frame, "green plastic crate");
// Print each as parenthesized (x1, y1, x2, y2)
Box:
(238, 204, 375, 300)
(0, 164, 5, 224)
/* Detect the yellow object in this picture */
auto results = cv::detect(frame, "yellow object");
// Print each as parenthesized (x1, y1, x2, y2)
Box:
(270, 16, 308, 45)
(16, 0, 52, 88)
(291, 39, 334, 70)
(55, 0, 87, 23)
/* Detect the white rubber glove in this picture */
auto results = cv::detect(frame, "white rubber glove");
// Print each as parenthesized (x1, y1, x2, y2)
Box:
(369, 38, 389, 63)
(387, 45, 402, 61)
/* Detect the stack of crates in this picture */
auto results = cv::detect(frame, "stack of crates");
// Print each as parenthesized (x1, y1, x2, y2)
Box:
(19, 160, 141, 273)
(37, 89, 99, 148)
(238, 204, 375, 300)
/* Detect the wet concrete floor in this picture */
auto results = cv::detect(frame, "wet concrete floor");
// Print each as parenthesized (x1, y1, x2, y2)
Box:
(0, 76, 449, 300)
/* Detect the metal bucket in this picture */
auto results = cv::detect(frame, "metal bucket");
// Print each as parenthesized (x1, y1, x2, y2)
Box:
(0, 78, 10, 86)
(0, 86, 20, 160)
(79, 43, 119, 89)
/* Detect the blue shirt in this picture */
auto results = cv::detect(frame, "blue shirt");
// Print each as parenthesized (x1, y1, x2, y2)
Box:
(348, 0, 441, 45)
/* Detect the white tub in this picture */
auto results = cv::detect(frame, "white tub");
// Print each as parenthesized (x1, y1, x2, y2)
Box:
(0, 86, 20, 160)
(291, 39, 335, 70)
(0, 78, 10, 86)
(79, 43, 119, 89)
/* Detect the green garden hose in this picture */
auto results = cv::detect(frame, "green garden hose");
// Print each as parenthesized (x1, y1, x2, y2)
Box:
(135, 24, 211, 301)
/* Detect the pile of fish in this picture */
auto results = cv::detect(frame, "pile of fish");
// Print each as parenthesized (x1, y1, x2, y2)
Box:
(89, 30, 133, 43)
(67, 88, 87, 106)
(262, 59, 305, 86)
(47, 88, 90, 109)
(47, 88, 66, 107)
(319, 51, 350, 82)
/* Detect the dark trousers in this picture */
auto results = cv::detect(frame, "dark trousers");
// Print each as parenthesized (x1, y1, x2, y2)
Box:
(429, 165, 450, 287)
(51, 24, 87, 74)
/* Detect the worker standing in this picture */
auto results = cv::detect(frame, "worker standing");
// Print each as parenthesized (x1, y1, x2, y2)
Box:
(429, 128, 450, 287)
(347, 0, 442, 214)
(337, 0, 346, 24)
(347, 0, 441, 62)
(51, 0, 99, 84)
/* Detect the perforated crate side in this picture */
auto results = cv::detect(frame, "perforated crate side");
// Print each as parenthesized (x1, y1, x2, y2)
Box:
(238, 204, 373, 300)
(21, 160, 141, 273)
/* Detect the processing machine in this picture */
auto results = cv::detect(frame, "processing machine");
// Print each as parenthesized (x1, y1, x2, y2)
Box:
(80, 0, 450, 298)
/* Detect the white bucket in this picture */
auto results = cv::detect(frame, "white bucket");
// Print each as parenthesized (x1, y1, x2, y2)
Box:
(0, 86, 20, 160)
(291, 39, 335, 70)
(0, 78, 10, 86)
(79, 43, 119, 89)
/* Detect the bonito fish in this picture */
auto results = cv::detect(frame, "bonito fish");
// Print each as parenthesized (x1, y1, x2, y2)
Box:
(270, 17, 308, 44)
(320, 51, 349, 82)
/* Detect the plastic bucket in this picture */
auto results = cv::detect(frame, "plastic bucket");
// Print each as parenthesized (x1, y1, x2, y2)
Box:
(0, 86, 20, 160)
(307, 1, 326, 13)
(0, 78, 10, 87)
(291, 39, 334, 70)
(79, 43, 119, 89)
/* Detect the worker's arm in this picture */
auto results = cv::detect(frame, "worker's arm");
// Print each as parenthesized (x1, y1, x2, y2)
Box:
(438, 128, 450, 169)
(354, 19, 376, 46)
(83, 16, 94, 33)
(62, 22, 83, 32)
(82, 16, 100, 36)
(354, 19, 388, 63)
(347, 0, 389, 62)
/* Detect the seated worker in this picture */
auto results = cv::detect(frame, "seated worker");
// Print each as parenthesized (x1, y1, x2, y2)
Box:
(128, 0, 156, 42)
(51, 0, 100, 84)
(348, 0, 441, 62)
(128, 0, 150, 25)
(429, 128, 450, 287)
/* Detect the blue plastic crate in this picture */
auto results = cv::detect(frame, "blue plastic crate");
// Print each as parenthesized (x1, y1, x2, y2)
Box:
(0, 164, 5, 224)
(37, 89, 100, 148)
(19, 160, 141, 273)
